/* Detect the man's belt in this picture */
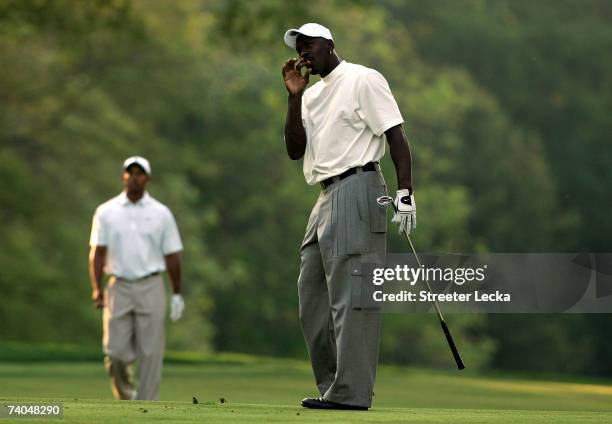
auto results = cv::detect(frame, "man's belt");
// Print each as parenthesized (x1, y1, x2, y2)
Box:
(114, 271, 160, 281)
(320, 162, 378, 189)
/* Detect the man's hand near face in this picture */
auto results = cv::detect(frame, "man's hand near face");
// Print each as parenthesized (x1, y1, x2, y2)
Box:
(282, 58, 310, 97)
(282, 58, 310, 160)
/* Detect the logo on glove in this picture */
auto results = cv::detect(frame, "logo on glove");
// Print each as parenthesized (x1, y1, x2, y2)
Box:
(400, 196, 412, 205)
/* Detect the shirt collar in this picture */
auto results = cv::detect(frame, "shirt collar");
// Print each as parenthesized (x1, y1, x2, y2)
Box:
(321, 60, 346, 84)
(119, 191, 150, 207)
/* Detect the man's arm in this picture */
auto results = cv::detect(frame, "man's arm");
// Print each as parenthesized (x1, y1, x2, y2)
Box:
(164, 252, 182, 294)
(89, 245, 107, 309)
(285, 94, 307, 160)
(385, 124, 413, 192)
(282, 58, 309, 160)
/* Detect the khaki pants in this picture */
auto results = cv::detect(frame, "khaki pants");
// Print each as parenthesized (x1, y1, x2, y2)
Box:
(103, 274, 166, 400)
(298, 168, 387, 408)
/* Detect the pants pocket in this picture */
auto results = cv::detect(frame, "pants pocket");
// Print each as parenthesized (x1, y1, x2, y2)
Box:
(301, 193, 322, 249)
(334, 183, 369, 255)
(349, 257, 381, 311)
(333, 173, 387, 256)
(368, 181, 388, 233)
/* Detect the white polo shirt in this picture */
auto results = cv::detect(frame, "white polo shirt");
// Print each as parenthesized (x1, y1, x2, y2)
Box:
(89, 192, 183, 280)
(301, 60, 404, 185)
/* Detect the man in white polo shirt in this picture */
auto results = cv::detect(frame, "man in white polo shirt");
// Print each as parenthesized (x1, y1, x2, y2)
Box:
(282, 23, 416, 410)
(89, 156, 185, 400)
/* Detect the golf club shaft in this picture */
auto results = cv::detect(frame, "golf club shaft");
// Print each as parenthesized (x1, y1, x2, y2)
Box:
(381, 197, 465, 370)
(404, 232, 465, 370)
(405, 234, 444, 320)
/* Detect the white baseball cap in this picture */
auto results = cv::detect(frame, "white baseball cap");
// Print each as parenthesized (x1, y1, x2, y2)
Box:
(123, 156, 151, 175)
(284, 23, 333, 49)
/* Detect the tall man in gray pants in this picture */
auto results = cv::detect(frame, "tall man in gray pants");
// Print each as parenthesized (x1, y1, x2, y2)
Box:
(282, 23, 416, 410)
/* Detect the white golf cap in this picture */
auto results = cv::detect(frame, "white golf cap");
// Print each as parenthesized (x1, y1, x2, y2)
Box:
(284, 23, 333, 49)
(123, 156, 151, 175)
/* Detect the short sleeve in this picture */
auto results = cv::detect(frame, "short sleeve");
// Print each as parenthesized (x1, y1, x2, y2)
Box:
(358, 71, 404, 136)
(162, 210, 183, 255)
(89, 209, 107, 246)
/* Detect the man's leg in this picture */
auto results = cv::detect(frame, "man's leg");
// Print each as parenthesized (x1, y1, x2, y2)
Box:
(103, 277, 137, 400)
(298, 241, 337, 396)
(133, 275, 166, 400)
(318, 172, 387, 408)
(322, 254, 382, 408)
(104, 356, 136, 400)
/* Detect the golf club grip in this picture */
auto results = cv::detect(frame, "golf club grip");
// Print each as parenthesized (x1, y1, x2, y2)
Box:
(440, 320, 465, 370)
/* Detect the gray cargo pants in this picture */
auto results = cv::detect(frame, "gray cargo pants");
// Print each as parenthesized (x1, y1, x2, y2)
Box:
(298, 166, 387, 408)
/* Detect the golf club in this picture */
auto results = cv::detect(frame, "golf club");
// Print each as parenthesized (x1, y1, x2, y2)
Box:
(376, 195, 466, 370)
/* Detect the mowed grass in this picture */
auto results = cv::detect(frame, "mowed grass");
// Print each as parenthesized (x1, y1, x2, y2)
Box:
(2, 354, 612, 423)
(2, 400, 610, 424)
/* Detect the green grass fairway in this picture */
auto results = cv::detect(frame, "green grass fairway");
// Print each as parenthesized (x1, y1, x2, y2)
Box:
(2, 399, 610, 424)
(2, 354, 612, 423)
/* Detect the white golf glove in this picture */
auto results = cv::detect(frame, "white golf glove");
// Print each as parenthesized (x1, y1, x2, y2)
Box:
(170, 294, 185, 322)
(391, 189, 416, 235)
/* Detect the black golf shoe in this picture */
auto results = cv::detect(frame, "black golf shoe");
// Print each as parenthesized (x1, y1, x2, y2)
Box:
(301, 397, 368, 410)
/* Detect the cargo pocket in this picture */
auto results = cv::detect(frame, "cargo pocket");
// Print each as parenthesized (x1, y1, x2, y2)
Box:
(349, 257, 381, 311)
